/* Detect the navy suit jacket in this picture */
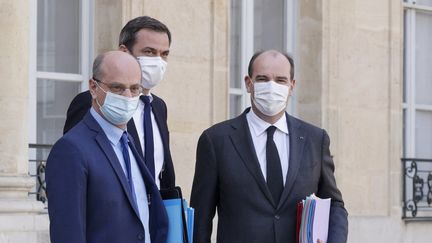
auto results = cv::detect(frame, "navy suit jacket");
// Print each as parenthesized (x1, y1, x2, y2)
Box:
(46, 112, 168, 243)
(190, 108, 348, 243)
(63, 90, 175, 189)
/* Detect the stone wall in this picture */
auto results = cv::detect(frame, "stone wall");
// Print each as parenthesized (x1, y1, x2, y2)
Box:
(0, 1, 48, 242)
(297, 0, 430, 242)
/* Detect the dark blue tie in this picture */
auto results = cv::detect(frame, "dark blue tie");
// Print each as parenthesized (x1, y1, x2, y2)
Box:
(120, 132, 138, 210)
(142, 96, 155, 179)
(266, 126, 284, 204)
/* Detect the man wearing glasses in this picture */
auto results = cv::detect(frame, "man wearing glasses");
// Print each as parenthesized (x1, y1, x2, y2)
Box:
(46, 51, 168, 243)
(63, 16, 175, 190)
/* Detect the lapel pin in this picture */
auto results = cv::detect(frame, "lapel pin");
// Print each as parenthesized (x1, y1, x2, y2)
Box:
(299, 136, 304, 140)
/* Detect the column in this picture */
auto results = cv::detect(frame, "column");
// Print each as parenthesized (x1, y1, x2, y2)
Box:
(0, 1, 47, 242)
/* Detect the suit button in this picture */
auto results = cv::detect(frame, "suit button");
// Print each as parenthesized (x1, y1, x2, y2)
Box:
(137, 233, 144, 240)
(274, 215, 280, 220)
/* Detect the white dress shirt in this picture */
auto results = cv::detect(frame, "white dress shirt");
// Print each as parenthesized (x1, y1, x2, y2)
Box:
(132, 94, 164, 189)
(90, 108, 151, 243)
(246, 109, 290, 185)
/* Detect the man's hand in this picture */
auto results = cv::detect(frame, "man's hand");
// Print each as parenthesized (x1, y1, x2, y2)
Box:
(317, 239, 323, 243)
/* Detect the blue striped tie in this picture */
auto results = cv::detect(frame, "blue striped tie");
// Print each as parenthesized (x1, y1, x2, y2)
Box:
(120, 132, 138, 210)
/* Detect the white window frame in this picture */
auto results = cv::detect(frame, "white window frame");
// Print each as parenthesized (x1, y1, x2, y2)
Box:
(28, 0, 93, 144)
(403, 1, 432, 158)
(229, 0, 298, 118)
(229, 0, 254, 114)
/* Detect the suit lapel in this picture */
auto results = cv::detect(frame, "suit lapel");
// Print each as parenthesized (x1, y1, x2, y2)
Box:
(128, 135, 167, 241)
(127, 119, 143, 158)
(151, 99, 169, 152)
(146, 96, 170, 182)
(130, 137, 168, 242)
(277, 114, 306, 209)
(229, 110, 276, 207)
(128, 134, 156, 192)
(83, 113, 141, 217)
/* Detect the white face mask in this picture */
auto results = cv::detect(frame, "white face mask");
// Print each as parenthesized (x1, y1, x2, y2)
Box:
(95, 89, 140, 125)
(252, 80, 290, 116)
(137, 56, 167, 89)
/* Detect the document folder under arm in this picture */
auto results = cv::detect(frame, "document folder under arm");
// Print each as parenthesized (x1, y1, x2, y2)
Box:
(160, 186, 194, 243)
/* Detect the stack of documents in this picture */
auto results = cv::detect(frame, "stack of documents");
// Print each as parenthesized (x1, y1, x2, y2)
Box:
(296, 194, 331, 243)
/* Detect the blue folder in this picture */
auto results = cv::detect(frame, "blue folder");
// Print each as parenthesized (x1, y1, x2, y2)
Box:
(183, 199, 194, 243)
(186, 206, 194, 243)
(161, 187, 194, 243)
(163, 199, 185, 243)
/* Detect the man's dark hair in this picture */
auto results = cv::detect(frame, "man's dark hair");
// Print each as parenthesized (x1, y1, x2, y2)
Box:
(247, 50, 295, 80)
(118, 16, 172, 52)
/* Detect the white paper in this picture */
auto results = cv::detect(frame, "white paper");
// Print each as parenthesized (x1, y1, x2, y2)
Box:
(312, 197, 331, 243)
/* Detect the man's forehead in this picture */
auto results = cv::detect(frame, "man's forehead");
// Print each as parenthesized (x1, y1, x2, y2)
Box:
(134, 29, 170, 46)
(102, 59, 141, 83)
(255, 51, 288, 64)
(103, 73, 141, 85)
(252, 56, 291, 77)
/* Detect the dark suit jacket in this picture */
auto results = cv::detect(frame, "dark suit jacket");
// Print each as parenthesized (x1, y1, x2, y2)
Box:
(46, 112, 168, 243)
(63, 90, 175, 189)
(190, 108, 348, 243)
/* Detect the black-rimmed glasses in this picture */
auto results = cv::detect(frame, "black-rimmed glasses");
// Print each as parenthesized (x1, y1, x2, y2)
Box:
(93, 77, 143, 97)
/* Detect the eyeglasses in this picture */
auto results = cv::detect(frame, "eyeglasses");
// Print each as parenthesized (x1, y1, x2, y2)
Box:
(93, 77, 143, 97)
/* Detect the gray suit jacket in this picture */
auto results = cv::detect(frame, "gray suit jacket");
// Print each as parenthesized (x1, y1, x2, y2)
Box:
(190, 108, 348, 243)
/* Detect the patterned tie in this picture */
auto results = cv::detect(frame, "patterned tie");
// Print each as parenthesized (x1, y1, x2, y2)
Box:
(266, 126, 284, 204)
(142, 96, 155, 179)
(120, 132, 138, 210)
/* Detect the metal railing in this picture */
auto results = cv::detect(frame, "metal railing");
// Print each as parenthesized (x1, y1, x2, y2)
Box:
(28, 143, 52, 209)
(402, 158, 432, 221)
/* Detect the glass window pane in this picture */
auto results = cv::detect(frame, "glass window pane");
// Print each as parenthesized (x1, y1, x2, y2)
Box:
(415, 110, 432, 158)
(230, 0, 243, 88)
(37, 0, 81, 74)
(230, 94, 243, 118)
(415, 11, 432, 105)
(415, 0, 432, 7)
(403, 109, 407, 157)
(37, 79, 81, 144)
(254, 0, 285, 51)
(403, 9, 408, 104)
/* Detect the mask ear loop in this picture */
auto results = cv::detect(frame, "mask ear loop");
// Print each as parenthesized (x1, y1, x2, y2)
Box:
(91, 79, 106, 108)
(90, 79, 98, 99)
(93, 79, 108, 94)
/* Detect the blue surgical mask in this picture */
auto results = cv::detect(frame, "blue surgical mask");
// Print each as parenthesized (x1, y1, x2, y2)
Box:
(96, 90, 139, 125)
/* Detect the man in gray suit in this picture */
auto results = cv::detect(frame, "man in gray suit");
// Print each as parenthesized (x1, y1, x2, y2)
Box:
(190, 50, 348, 243)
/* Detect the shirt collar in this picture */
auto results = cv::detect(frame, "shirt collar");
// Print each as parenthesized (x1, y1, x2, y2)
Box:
(140, 93, 153, 103)
(90, 107, 125, 146)
(247, 109, 289, 136)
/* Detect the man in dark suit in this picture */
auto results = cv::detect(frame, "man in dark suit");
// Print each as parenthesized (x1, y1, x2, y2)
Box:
(190, 50, 348, 243)
(63, 16, 175, 190)
(46, 51, 168, 243)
